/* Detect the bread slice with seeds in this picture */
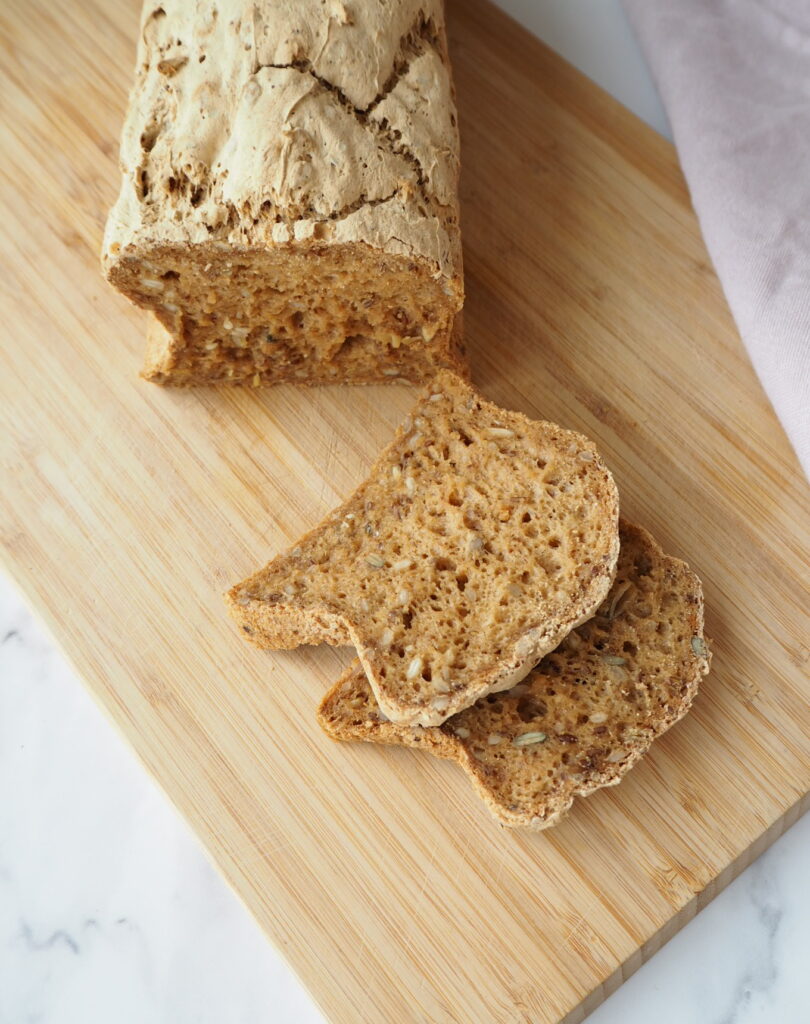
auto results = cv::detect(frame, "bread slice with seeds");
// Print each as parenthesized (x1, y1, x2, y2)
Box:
(227, 370, 620, 726)
(317, 521, 710, 829)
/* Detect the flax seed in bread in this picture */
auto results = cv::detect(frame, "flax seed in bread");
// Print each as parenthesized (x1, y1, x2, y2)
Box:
(318, 521, 710, 829)
(227, 371, 620, 726)
(102, 0, 464, 386)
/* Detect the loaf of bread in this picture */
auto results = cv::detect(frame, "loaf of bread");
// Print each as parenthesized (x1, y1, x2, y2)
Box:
(318, 522, 711, 830)
(103, 0, 465, 386)
(227, 372, 620, 726)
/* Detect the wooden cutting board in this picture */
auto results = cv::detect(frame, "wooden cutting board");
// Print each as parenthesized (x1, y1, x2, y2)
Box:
(1, 1, 808, 1021)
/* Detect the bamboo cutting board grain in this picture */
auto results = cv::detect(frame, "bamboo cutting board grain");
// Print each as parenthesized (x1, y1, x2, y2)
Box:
(1, 1, 809, 1021)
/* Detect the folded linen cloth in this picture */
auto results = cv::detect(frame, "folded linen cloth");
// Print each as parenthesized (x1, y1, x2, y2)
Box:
(622, 0, 810, 477)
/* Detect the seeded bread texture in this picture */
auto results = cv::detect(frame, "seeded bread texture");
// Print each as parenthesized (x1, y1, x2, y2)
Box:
(318, 522, 711, 830)
(143, 311, 466, 386)
(103, 1, 464, 386)
(227, 371, 620, 726)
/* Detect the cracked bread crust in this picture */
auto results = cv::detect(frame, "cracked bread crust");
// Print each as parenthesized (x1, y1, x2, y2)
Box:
(103, 0, 464, 385)
(317, 522, 711, 830)
(226, 372, 620, 726)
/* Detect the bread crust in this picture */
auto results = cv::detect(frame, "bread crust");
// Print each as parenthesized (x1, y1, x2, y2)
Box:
(102, 1, 464, 385)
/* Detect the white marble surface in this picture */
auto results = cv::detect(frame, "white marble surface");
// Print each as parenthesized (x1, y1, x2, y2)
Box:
(492, 0, 670, 138)
(2, 3, 808, 1023)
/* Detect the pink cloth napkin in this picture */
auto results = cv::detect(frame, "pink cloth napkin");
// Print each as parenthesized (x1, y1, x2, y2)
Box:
(622, 0, 810, 477)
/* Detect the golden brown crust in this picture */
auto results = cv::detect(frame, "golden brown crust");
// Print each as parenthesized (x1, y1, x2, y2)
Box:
(317, 521, 711, 830)
(227, 372, 620, 726)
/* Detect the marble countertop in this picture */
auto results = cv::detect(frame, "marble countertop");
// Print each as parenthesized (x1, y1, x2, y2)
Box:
(2, 3, 807, 1022)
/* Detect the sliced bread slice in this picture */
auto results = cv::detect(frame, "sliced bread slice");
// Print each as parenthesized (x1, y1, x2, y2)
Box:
(317, 522, 711, 829)
(227, 371, 620, 726)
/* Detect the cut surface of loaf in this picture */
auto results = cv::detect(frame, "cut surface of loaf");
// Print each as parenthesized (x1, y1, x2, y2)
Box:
(142, 313, 465, 387)
(227, 371, 620, 726)
(318, 522, 711, 829)
(103, 0, 464, 385)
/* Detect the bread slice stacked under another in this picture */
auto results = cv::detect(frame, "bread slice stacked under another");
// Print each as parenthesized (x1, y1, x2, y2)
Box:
(318, 521, 710, 829)
(228, 373, 710, 828)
